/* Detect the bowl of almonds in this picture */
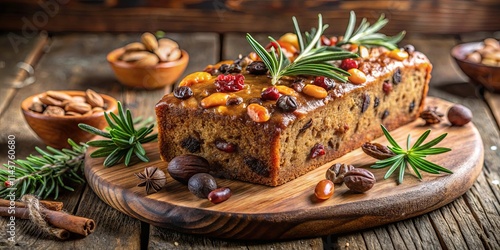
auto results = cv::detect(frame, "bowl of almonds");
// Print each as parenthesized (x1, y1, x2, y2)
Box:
(21, 89, 118, 148)
(107, 32, 189, 89)
(451, 38, 500, 91)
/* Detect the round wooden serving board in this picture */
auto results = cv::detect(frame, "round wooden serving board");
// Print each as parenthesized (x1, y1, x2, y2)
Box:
(85, 97, 484, 240)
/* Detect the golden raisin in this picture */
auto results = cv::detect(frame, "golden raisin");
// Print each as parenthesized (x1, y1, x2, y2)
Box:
(179, 72, 212, 87)
(275, 85, 298, 96)
(247, 103, 270, 122)
(302, 84, 328, 99)
(388, 49, 409, 61)
(347, 68, 367, 84)
(314, 179, 335, 200)
(200, 93, 230, 108)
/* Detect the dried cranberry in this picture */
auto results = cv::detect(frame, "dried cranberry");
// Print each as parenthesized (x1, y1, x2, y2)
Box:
(313, 76, 335, 90)
(215, 139, 237, 153)
(276, 95, 298, 112)
(215, 74, 245, 92)
(392, 68, 402, 84)
(340, 58, 358, 71)
(246, 61, 268, 75)
(310, 143, 326, 159)
(382, 80, 393, 94)
(320, 35, 332, 46)
(173, 86, 193, 100)
(4, 180, 12, 187)
(261, 87, 280, 101)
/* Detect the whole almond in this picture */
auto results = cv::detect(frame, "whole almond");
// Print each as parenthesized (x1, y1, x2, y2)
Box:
(65, 111, 82, 117)
(124, 42, 146, 52)
(134, 53, 159, 67)
(46, 91, 73, 102)
(120, 51, 152, 62)
(65, 102, 91, 114)
(154, 46, 172, 62)
(141, 32, 158, 52)
(167, 48, 182, 61)
(72, 96, 87, 103)
(158, 38, 179, 49)
(85, 89, 104, 108)
(39, 94, 63, 107)
(92, 107, 105, 114)
(43, 106, 65, 116)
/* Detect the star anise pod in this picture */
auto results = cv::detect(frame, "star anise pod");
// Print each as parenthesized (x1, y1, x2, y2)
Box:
(362, 142, 396, 160)
(419, 106, 444, 125)
(135, 167, 166, 195)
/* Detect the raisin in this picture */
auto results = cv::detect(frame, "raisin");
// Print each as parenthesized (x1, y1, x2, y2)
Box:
(218, 64, 229, 73)
(409, 100, 415, 113)
(173, 86, 193, 100)
(313, 76, 335, 90)
(226, 96, 243, 106)
(382, 80, 393, 94)
(340, 58, 358, 71)
(246, 61, 268, 75)
(361, 93, 370, 113)
(291, 79, 305, 92)
(381, 109, 389, 120)
(374, 97, 380, 108)
(298, 119, 313, 134)
(277, 95, 298, 112)
(392, 68, 402, 85)
(244, 157, 270, 177)
(310, 143, 326, 159)
(218, 63, 241, 74)
(247, 97, 263, 105)
(181, 136, 201, 153)
(261, 87, 280, 101)
(215, 74, 245, 92)
(403, 44, 415, 54)
(215, 139, 237, 153)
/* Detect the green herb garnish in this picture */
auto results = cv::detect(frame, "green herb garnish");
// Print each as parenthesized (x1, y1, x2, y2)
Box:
(246, 14, 358, 85)
(0, 139, 88, 199)
(78, 101, 157, 167)
(337, 11, 406, 50)
(371, 125, 453, 184)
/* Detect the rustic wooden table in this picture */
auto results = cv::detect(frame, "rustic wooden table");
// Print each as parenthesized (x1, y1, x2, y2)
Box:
(0, 31, 499, 249)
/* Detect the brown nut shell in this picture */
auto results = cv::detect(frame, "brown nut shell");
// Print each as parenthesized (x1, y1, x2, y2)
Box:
(344, 168, 376, 193)
(167, 154, 210, 184)
(447, 104, 472, 126)
(325, 163, 354, 184)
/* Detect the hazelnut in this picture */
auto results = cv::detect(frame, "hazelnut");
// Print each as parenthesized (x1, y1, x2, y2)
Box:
(167, 154, 210, 184)
(344, 168, 376, 193)
(188, 173, 217, 199)
(447, 104, 472, 126)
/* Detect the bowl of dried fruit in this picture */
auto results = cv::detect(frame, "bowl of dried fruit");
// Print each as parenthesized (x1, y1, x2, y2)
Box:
(107, 32, 189, 89)
(21, 89, 118, 148)
(451, 38, 500, 91)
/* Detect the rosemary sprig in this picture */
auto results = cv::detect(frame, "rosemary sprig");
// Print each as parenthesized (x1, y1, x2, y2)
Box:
(371, 125, 453, 184)
(0, 139, 88, 199)
(336, 11, 406, 50)
(246, 14, 358, 85)
(78, 101, 157, 167)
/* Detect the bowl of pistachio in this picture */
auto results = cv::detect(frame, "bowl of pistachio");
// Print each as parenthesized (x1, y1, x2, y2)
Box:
(21, 89, 118, 148)
(451, 38, 500, 91)
(107, 32, 189, 89)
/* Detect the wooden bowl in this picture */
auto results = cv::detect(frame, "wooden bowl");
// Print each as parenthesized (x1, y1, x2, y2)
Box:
(451, 41, 500, 91)
(107, 48, 189, 89)
(21, 91, 118, 148)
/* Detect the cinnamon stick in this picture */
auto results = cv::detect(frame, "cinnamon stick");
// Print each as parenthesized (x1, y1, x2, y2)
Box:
(0, 206, 96, 237)
(0, 198, 63, 211)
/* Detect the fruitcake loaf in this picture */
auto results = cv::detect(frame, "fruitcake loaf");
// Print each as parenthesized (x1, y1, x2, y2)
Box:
(155, 14, 432, 186)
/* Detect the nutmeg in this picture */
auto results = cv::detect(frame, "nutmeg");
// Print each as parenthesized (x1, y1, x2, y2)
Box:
(167, 154, 210, 184)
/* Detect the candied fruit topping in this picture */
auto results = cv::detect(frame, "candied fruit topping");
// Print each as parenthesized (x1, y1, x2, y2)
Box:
(261, 87, 280, 101)
(173, 86, 193, 100)
(179, 72, 212, 87)
(313, 76, 335, 90)
(247, 103, 270, 122)
(215, 74, 245, 92)
(276, 95, 298, 112)
(340, 58, 358, 71)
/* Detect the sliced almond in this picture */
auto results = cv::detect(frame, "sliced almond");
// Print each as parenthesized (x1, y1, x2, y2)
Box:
(120, 51, 153, 62)
(39, 94, 63, 107)
(124, 42, 146, 52)
(166, 48, 182, 61)
(134, 53, 159, 67)
(65, 102, 91, 114)
(85, 89, 104, 108)
(158, 38, 179, 49)
(46, 90, 73, 102)
(141, 32, 158, 52)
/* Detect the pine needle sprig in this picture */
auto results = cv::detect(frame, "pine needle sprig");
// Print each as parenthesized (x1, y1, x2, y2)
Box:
(371, 125, 453, 184)
(246, 14, 358, 85)
(336, 11, 406, 51)
(78, 101, 157, 167)
(0, 139, 88, 199)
